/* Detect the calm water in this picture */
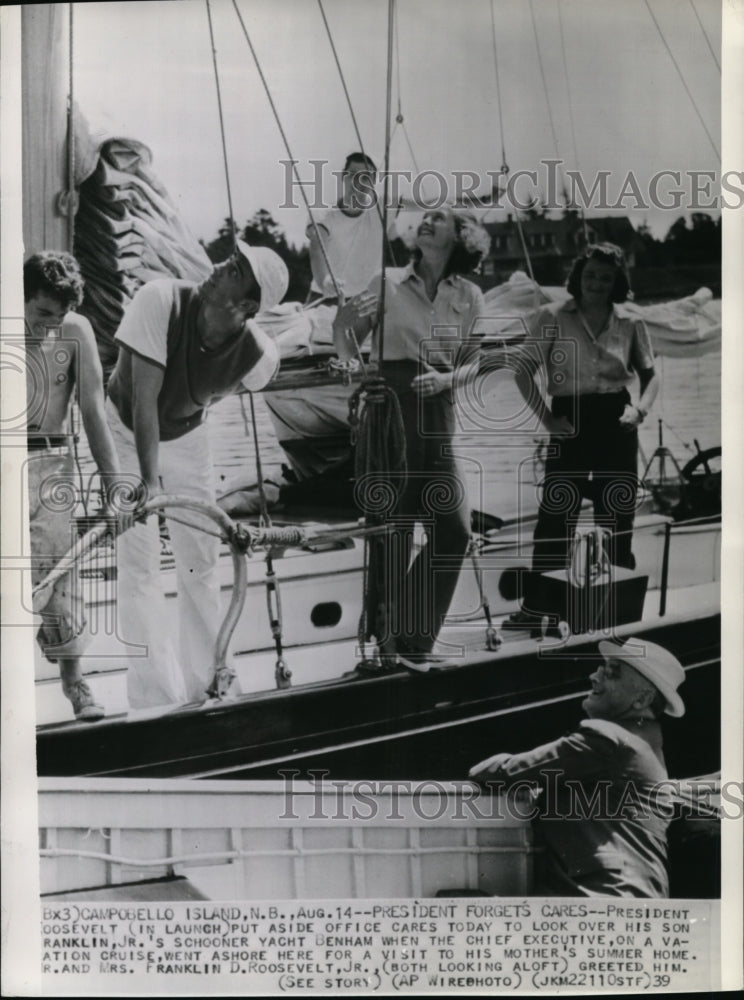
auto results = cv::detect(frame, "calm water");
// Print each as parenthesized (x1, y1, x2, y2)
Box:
(205, 347, 721, 521)
(77, 338, 720, 520)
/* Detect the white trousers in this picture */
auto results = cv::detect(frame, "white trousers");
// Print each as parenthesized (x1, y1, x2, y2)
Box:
(106, 398, 224, 708)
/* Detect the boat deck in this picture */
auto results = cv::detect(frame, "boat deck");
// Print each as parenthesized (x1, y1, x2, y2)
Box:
(34, 578, 717, 726)
(35, 580, 720, 781)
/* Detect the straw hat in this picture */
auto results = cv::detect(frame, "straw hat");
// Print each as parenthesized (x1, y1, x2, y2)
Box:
(598, 637, 686, 717)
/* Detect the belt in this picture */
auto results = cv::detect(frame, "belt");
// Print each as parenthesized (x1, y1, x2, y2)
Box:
(27, 435, 71, 453)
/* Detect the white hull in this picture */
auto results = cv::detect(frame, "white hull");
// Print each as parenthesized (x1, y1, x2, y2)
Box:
(39, 778, 536, 900)
(34, 511, 720, 727)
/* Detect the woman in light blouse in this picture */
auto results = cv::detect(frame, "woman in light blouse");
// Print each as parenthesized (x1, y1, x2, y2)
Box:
(333, 207, 490, 670)
(509, 242, 659, 627)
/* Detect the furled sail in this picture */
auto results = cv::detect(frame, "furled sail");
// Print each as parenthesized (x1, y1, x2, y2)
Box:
(21, 3, 212, 377)
(73, 136, 212, 374)
(483, 271, 721, 359)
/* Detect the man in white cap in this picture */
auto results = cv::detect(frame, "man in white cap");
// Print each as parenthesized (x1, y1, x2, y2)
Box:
(106, 241, 288, 708)
(469, 637, 686, 897)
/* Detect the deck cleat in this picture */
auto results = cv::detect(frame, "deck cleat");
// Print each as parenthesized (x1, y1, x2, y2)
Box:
(485, 626, 502, 651)
(206, 666, 239, 701)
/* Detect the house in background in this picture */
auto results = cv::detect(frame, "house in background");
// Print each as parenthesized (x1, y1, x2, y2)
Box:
(480, 213, 646, 290)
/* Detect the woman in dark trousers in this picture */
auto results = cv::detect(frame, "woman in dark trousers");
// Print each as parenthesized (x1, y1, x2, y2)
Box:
(509, 242, 659, 626)
(332, 207, 490, 669)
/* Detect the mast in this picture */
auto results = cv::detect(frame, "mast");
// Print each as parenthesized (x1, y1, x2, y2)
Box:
(21, 4, 70, 253)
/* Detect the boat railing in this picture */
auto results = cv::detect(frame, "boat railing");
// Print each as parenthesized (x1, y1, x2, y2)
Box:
(33, 494, 720, 699)
(32, 494, 390, 700)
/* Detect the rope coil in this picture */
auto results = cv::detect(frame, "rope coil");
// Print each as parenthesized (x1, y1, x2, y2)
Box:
(348, 375, 407, 480)
(348, 374, 407, 658)
(236, 523, 308, 552)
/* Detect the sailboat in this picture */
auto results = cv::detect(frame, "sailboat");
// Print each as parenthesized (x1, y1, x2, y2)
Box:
(18, 2, 721, 796)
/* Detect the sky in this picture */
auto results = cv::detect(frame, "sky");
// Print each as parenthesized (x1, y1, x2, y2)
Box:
(69, 0, 724, 249)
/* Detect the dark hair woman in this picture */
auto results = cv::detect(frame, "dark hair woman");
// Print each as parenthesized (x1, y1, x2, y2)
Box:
(508, 242, 660, 626)
(332, 206, 490, 669)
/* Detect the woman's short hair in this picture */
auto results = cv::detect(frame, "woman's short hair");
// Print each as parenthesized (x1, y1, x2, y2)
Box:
(23, 252, 84, 309)
(566, 242, 631, 303)
(448, 210, 492, 276)
(409, 208, 491, 277)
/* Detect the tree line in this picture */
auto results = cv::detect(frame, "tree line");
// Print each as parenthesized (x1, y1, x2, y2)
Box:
(202, 208, 721, 303)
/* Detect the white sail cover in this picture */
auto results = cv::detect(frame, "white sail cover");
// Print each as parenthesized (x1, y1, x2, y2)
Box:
(483, 271, 720, 359)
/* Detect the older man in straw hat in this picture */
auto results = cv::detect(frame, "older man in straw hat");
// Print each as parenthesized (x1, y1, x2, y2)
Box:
(106, 241, 288, 709)
(470, 638, 686, 897)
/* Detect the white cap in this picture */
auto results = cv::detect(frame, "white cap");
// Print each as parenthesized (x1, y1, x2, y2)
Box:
(598, 637, 686, 717)
(235, 239, 289, 312)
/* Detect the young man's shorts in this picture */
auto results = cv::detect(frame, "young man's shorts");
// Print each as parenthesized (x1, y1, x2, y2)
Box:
(28, 452, 90, 660)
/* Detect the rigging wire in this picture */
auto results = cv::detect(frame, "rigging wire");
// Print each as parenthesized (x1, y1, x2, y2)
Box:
(480, 0, 508, 224)
(689, 0, 720, 74)
(67, 2, 76, 251)
(317, 0, 367, 158)
(316, 0, 399, 267)
(348, 0, 405, 667)
(643, 0, 720, 160)
(377, 0, 396, 366)
(489, 0, 508, 174)
(205, 0, 237, 251)
(487, 0, 536, 294)
(391, 6, 419, 177)
(528, 0, 565, 197)
(230, 0, 342, 299)
(394, 4, 402, 123)
(247, 393, 273, 528)
(66, 3, 90, 516)
(400, 120, 421, 178)
(205, 2, 278, 551)
(513, 217, 538, 286)
(557, 0, 589, 241)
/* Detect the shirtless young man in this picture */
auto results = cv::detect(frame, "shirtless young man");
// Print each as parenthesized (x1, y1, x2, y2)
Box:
(24, 251, 120, 721)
